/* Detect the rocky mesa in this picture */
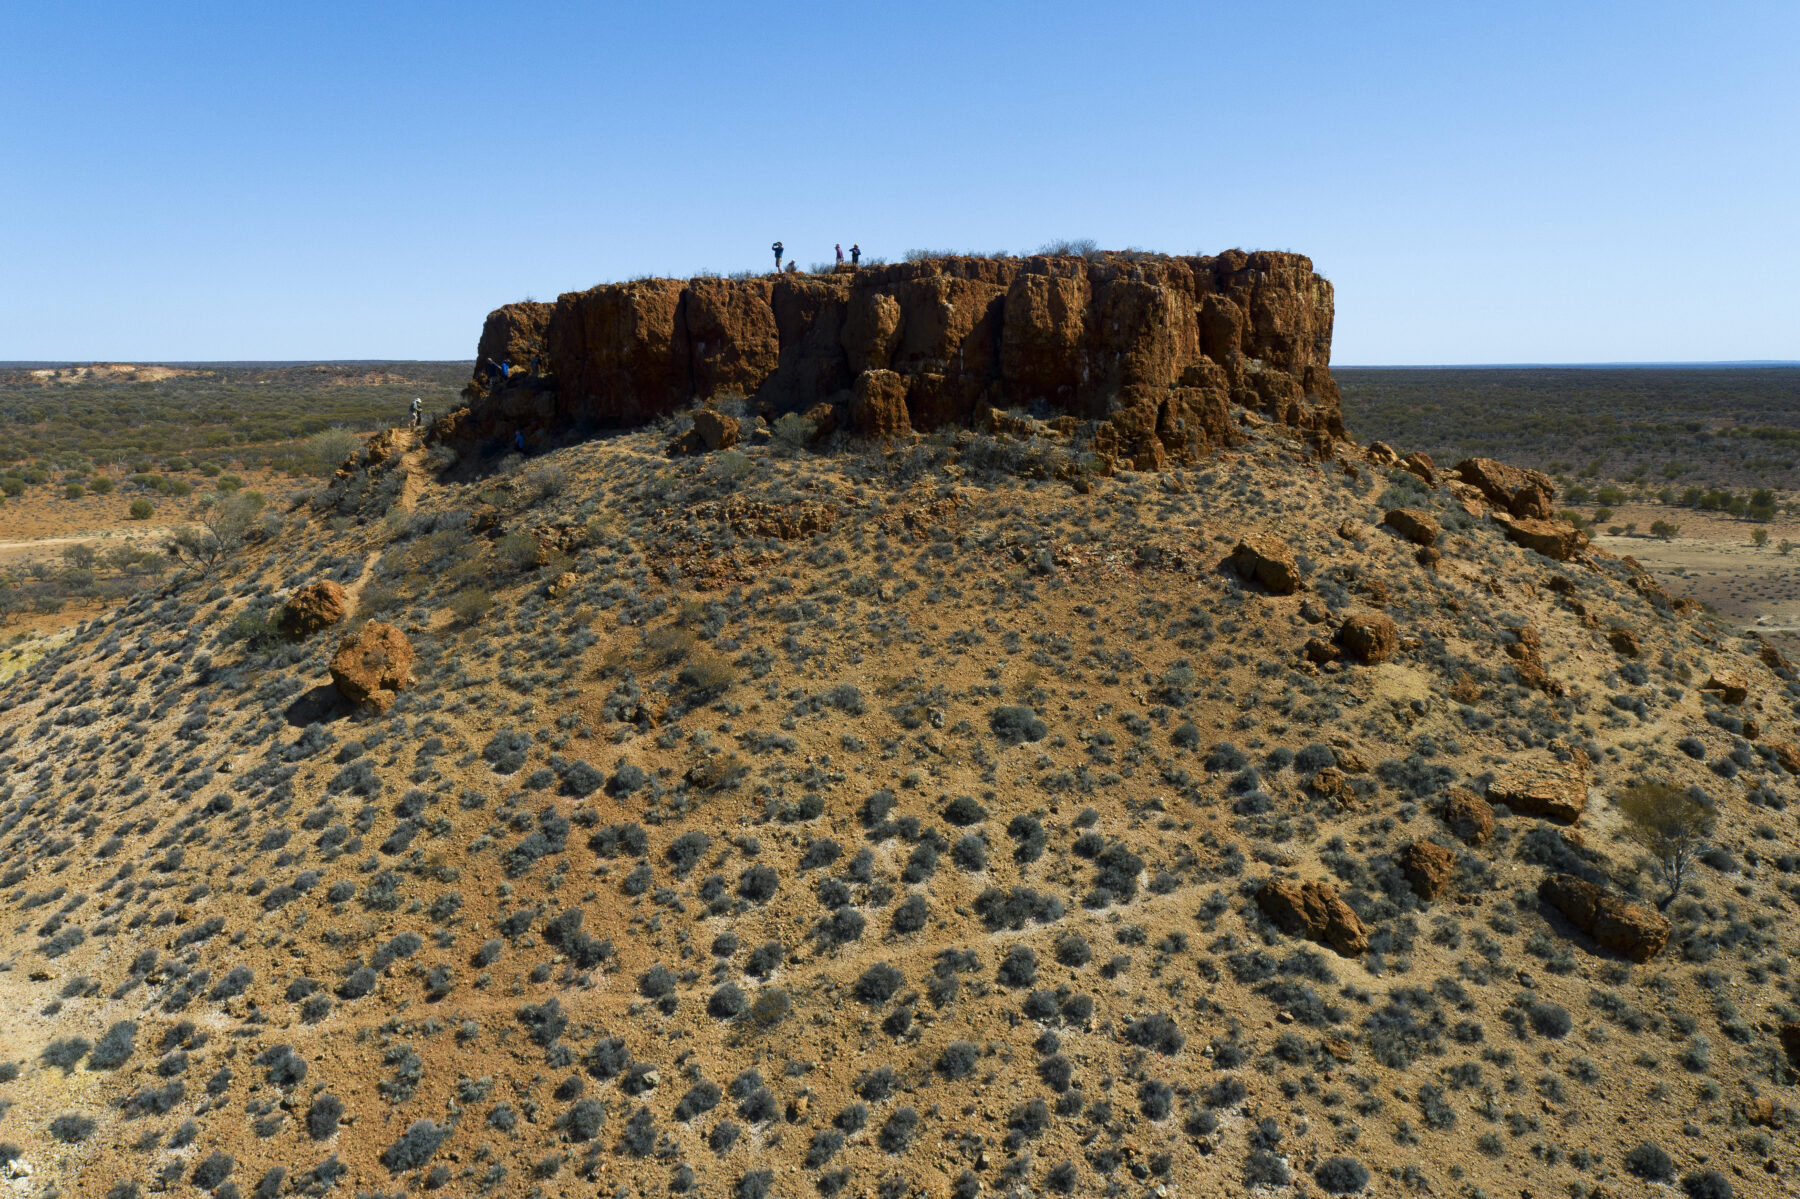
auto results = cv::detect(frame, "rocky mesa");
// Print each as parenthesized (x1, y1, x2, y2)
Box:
(443, 250, 1342, 471)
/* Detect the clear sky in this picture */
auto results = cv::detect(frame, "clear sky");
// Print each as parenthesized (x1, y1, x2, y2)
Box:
(3, 1, 1795, 364)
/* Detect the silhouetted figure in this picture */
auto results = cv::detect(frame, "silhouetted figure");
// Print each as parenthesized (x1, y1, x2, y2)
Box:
(850, 243, 861, 265)
(835, 243, 844, 265)
(772, 241, 784, 272)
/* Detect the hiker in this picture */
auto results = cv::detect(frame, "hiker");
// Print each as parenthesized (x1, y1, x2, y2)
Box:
(500, 361, 511, 380)
(835, 243, 844, 266)
(850, 243, 861, 265)
(771, 241, 783, 272)
(479, 356, 500, 382)
(409, 397, 423, 429)
(514, 430, 525, 453)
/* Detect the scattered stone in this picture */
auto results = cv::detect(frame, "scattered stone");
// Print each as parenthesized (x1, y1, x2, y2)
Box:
(329, 622, 416, 714)
(1504, 625, 1563, 695)
(276, 580, 348, 638)
(1255, 878, 1368, 957)
(1454, 456, 1556, 518)
(1701, 672, 1749, 705)
(1365, 441, 1400, 466)
(1303, 637, 1341, 664)
(1755, 636, 1795, 679)
(546, 571, 578, 599)
(1399, 840, 1456, 900)
(1228, 535, 1302, 595)
(1493, 512, 1589, 561)
(1606, 628, 1641, 658)
(693, 409, 740, 451)
(1336, 612, 1398, 665)
(1336, 520, 1368, 542)
(1307, 767, 1356, 809)
(1538, 874, 1671, 963)
(1438, 787, 1495, 845)
(1415, 546, 1441, 570)
(1383, 508, 1440, 546)
(1332, 747, 1371, 773)
(1299, 600, 1329, 624)
(1488, 763, 1586, 824)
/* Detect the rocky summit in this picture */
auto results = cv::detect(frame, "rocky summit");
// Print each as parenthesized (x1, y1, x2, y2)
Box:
(0, 254, 1795, 1199)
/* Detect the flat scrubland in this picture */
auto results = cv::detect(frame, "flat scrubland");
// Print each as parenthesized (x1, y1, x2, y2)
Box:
(0, 406, 1794, 1199)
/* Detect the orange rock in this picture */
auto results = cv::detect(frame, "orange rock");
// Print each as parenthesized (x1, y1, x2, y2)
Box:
(1229, 535, 1302, 595)
(329, 622, 415, 713)
(850, 369, 913, 440)
(1606, 628, 1640, 658)
(1336, 612, 1398, 664)
(1400, 451, 1438, 486)
(1538, 873, 1671, 963)
(1701, 672, 1749, 705)
(1399, 840, 1456, 900)
(1454, 456, 1556, 518)
(276, 580, 348, 638)
(1488, 765, 1586, 824)
(1255, 878, 1369, 957)
(1383, 508, 1441, 546)
(1438, 788, 1495, 844)
(1765, 741, 1800, 774)
(1493, 513, 1589, 561)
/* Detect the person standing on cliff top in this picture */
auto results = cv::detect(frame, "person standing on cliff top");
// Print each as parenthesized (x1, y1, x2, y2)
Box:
(409, 397, 422, 429)
(771, 241, 783, 272)
(835, 243, 844, 266)
(850, 244, 861, 266)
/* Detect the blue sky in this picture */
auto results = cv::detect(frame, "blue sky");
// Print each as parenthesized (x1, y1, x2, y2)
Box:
(3, 1, 1795, 363)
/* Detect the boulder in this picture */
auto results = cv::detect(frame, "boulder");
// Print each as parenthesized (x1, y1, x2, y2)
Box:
(1488, 764, 1586, 824)
(1504, 625, 1562, 695)
(276, 580, 348, 638)
(1781, 1023, 1800, 1071)
(1493, 513, 1589, 561)
(1701, 671, 1749, 705)
(1303, 637, 1341, 664)
(1606, 628, 1641, 658)
(1229, 535, 1302, 595)
(329, 622, 415, 714)
(1336, 519, 1368, 542)
(1454, 456, 1556, 518)
(1765, 741, 1800, 775)
(1438, 787, 1495, 845)
(693, 409, 740, 451)
(1538, 873, 1671, 963)
(1336, 612, 1398, 664)
(546, 571, 578, 599)
(1755, 636, 1795, 678)
(1400, 451, 1437, 486)
(1365, 441, 1400, 466)
(1307, 766, 1356, 808)
(1415, 546, 1442, 570)
(1399, 840, 1456, 900)
(1383, 508, 1440, 546)
(850, 369, 913, 439)
(1256, 879, 1368, 957)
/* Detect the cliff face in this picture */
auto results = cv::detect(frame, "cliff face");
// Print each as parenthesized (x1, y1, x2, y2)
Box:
(448, 250, 1341, 469)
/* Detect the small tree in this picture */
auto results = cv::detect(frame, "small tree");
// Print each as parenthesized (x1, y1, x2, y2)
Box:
(1617, 782, 1715, 910)
(1751, 528, 1769, 549)
(166, 491, 266, 577)
(1649, 519, 1680, 540)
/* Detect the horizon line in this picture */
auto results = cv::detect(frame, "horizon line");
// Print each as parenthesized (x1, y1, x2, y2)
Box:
(4, 359, 1798, 371)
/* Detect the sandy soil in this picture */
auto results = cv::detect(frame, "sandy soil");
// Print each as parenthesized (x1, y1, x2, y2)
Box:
(1595, 502, 1800, 633)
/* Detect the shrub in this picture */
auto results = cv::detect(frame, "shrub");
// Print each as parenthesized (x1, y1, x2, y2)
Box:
(308, 1093, 343, 1140)
(380, 1119, 449, 1173)
(255, 1045, 307, 1088)
(855, 962, 905, 1005)
(709, 983, 747, 1019)
(892, 893, 929, 933)
(937, 1041, 980, 1079)
(1626, 1142, 1674, 1181)
(49, 1114, 96, 1143)
(129, 498, 154, 520)
(674, 1081, 722, 1121)
(42, 1037, 92, 1071)
(192, 1152, 234, 1189)
(1138, 1079, 1173, 1118)
(1683, 1170, 1734, 1199)
(1315, 1156, 1370, 1193)
(750, 987, 791, 1027)
(990, 706, 1047, 744)
(878, 1107, 919, 1152)
(1124, 1011, 1185, 1055)
(997, 945, 1038, 988)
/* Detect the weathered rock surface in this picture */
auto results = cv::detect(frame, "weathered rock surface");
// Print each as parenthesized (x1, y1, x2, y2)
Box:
(1455, 457, 1556, 518)
(1399, 840, 1456, 900)
(1488, 763, 1587, 824)
(1504, 625, 1563, 695)
(666, 409, 741, 456)
(1494, 512, 1589, 561)
(1400, 451, 1438, 486)
(447, 251, 1342, 470)
(329, 622, 415, 713)
(849, 369, 913, 439)
(276, 580, 347, 638)
(1766, 741, 1800, 775)
(1606, 628, 1641, 658)
(1256, 878, 1368, 957)
(1781, 1022, 1800, 1071)
(1229, 535, 1302, 595)
(1538, 873, 1671, 962)
(1337, 612, 1398, 664)
(1438, 787, 1495, 844)
(1383, 508, 1440, 546)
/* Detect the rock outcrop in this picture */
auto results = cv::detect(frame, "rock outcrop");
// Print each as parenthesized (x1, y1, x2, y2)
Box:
(276, 581, 347, 638)
(1383, 508, 1440, 546)
(1493, 513, 1588, 562)
(445, 251, 1342, 471)
(330, 622, 415, 714)
(1539, 873, 1671, 962)
(1256, 878, 1369, 957)
(1455, 457, 1555, 518)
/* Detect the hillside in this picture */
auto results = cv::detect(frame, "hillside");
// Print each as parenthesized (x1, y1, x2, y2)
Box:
(0, 257, 1796, 1199)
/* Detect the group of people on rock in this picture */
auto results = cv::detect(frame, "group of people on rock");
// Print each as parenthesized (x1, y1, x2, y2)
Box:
(770, 241, 860, 273)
